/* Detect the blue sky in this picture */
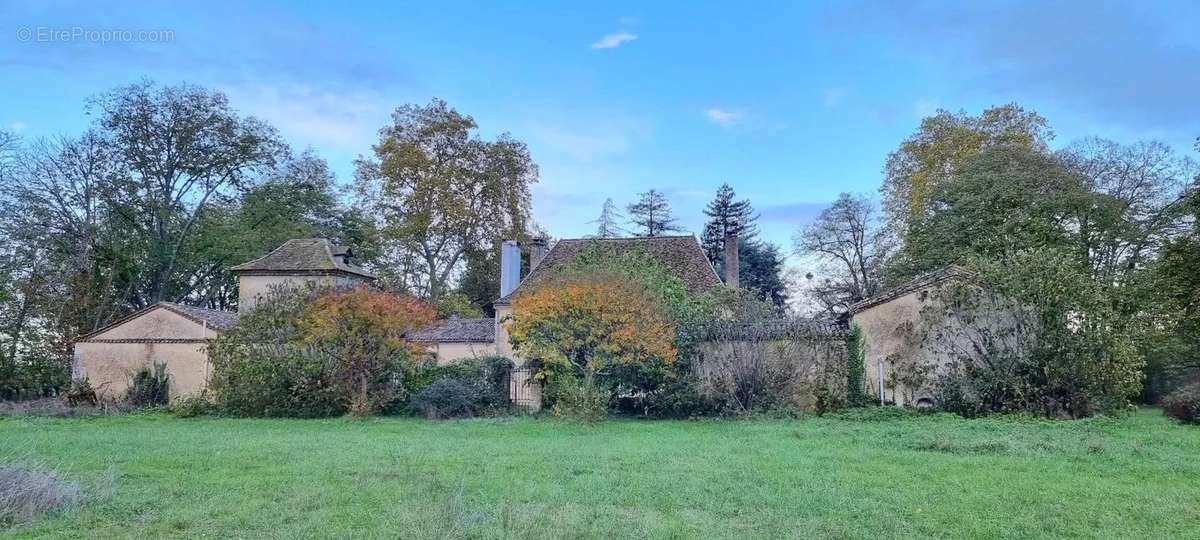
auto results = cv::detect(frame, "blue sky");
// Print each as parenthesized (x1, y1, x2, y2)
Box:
(2, 0, 1198, 270)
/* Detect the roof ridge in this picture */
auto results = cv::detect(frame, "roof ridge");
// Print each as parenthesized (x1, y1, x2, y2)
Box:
(848, 265, 976, 314)
(561, 235, 696, 242)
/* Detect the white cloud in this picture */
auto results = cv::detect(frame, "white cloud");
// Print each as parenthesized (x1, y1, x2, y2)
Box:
(219, 83, 388, 150)
(591, 32, 638, 49)
(9, 121, 26, 133)
(704, 108, 743, 127)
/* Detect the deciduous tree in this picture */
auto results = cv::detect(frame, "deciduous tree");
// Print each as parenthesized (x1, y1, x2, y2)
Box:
(882, 104, 1052, 236)
(355, 99, 536, 302)
(507, 274, 678, 386)
(795, 193, 894, 315)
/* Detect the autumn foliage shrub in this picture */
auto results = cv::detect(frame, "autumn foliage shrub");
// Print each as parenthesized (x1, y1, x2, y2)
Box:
(209, 285, 435, 417)
(506, 272, 678, 415)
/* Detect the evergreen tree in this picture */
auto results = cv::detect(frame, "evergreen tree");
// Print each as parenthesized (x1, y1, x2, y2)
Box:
(626, 190, 682, 237)
(737, 239, 788, 307)
(591, 198, 625, 238)
(701, 183, 757, 263)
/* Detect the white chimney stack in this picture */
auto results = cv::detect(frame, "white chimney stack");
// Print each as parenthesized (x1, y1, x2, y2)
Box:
(500, 240, 521, 297)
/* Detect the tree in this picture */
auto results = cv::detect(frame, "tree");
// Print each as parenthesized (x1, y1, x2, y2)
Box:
(736, 239, 788, 307)
(1141, 190, 1200, 399)
(882, 104, 1052, 236)
(455, 246, 501, 317)
(506, 273, 678, 388)
(796, 193, 894, 315)
(700, 183, 757, 262)
(591, 198, 625, 238)
(626, 190, 681, 237)
(300, 287, 437, 415)
(436, 291, 484, 319)
(0, 132, 126, 397)
(208, 285, 435, 417)
(1055, 138, 1196, 307)
(189, 152, 379, 309)
(701, 183, 757, 260)
(894, 145, 1090, 279)
(89, 81, 288, 307)
(355, 99, 537, 302)
(697, 184, 785, 306)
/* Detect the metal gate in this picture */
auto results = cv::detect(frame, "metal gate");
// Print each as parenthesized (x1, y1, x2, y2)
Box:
(507, 366, 542, 409)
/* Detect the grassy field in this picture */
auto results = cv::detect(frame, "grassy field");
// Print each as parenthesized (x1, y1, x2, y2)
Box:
(2, 408, 1198, 539)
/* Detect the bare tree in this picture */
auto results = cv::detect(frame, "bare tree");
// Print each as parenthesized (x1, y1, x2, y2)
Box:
(795, 193, 895, 315)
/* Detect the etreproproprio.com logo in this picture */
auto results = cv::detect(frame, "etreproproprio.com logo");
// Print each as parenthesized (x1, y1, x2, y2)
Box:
(16, 26, 175, 43)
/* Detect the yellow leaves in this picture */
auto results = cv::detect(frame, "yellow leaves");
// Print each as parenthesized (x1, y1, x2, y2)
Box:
(300, 286, 436, 356)
(507, 276, 678, 371)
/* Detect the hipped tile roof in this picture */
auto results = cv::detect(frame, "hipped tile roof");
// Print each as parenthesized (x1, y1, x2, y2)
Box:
(230, 238, 376, 279)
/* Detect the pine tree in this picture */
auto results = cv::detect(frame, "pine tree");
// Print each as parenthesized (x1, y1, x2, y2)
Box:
(591, 198, 624, 238)
(701, 183, 757, 263)
(626, 190, 682, 237)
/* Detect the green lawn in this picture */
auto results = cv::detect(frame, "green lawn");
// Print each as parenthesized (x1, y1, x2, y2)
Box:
(2, 409, 1198, 539)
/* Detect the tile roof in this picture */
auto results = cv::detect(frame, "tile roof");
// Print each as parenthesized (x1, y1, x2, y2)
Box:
(496, 235, 722, 304)
(848, 265, 976, 314)
(77, 301, 239, 342)
(159, 302, 240, 331)
(230, 238, 376, 279)
(409, 317, 496, 343)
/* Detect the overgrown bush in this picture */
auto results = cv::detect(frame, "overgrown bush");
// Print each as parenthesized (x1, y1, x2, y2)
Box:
(845, 325, 871, 407)
(0, 346, 72, 402)
(688, 293, 845, 415)
(547, 376, 607, 423)
(409, 379, 480, 419)
(124, 364, 169, 408)
(922, 252, 1143, 418)
(405, 356, 513, 418)
(208, 285, 435, 417)
(641, 373, 717, 418)
(1162, 383, 1200, 425)
(507, 244, 721, 417)
(169, 394, 216, 418)
(64, 379, 97, 407)
(0, 465, 82, 526)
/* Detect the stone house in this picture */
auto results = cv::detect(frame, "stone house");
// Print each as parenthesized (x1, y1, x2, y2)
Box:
(848, 266, 983, 407)
(75, 233, 733, 406)
(73, 238, 375, 399)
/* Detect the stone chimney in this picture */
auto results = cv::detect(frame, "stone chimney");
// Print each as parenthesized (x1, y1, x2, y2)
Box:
(500, 240, 522, 298)
(528, 237, 548, 271)
(723, 232, 739, 288)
